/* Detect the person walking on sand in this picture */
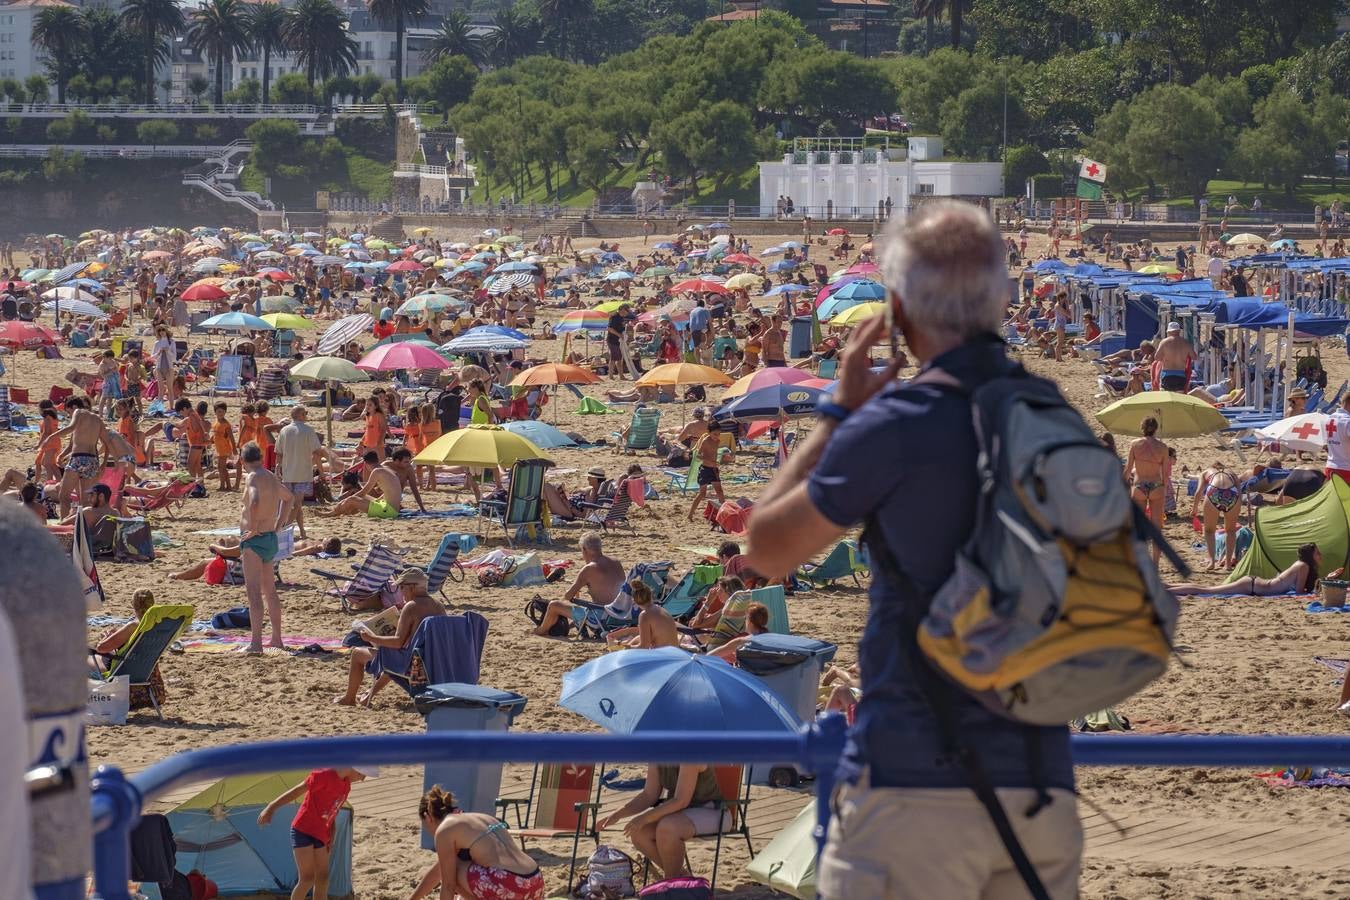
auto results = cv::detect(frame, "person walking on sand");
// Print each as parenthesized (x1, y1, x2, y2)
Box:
(687, 420, 730, 522)
(276, 406, 323, 539)
(239, 441, 293, 653)
(1124, 416, 1169, 565)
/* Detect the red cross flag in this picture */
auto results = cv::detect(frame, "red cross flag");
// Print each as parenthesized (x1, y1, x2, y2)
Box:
(1255, 411, 1331, 453)
(1078, 158, 1107, 183)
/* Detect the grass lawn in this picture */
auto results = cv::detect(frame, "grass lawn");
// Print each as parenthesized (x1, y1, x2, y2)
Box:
(1160, 178, 1349, 209)
(239, 146, 392, 204)
(467, 158, 761, 209)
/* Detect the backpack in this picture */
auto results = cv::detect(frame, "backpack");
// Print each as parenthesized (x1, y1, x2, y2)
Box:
(574, 844, 634, 898)
(888, 366, 1182, 726)
(525, 595, 569, 637)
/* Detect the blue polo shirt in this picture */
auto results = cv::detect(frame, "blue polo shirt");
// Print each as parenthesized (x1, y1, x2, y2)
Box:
(807, 336, 1074, 791)
(688, 305, 710, 334)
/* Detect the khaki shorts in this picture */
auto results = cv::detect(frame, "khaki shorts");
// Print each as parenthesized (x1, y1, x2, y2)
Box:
(818, 776, 1082, 900)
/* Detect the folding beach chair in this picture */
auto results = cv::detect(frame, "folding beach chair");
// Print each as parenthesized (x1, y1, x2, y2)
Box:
(571, 598, 638, 641)
(209, 355, 244, 397)
(310, 543, 407, 612)
(617, 407, 661, 452)
(480, 458, 552, 547)
(817, 358, 838, 379)
(797, 539, 868, 588)
(496, 763, 602, 890)
(663, 460, 700, 496)
(96, 603, 193, 719)
(683, 585, 789, 650)
(639, 765, 753, 893)
(658, 570, 711, 622)
(580, 489, 636, 535)
(125, 479, 196, 519)
(424, 532, 466, 598)
(383, 611, 490, 695)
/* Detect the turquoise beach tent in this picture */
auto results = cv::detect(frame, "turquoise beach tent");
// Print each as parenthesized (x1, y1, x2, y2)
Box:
(166, 772, 354, 897)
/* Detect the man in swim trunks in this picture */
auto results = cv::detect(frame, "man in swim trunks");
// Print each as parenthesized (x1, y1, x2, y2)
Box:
(43, 396, 111, 519)
(687, 419, 730, 522)
(239, 441, 293, 653)
(319, 448, 425, 519)
(1154, 321, 1196, 392)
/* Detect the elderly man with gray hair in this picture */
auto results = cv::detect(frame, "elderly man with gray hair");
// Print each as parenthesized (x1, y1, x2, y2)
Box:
(747, 202, 1080, 899)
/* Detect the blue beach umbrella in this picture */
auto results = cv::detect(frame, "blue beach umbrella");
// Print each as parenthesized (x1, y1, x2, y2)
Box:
(768, 260, 799, 273)
(715, 383, 827, 422)
(200, 312, 273, 331)
(502, 420, 577, 449)
(560, 647, 798, 734)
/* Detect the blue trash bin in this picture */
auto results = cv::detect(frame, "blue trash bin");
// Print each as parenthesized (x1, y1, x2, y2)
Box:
(417, 683, 528, 849)
(789, 315, 814, 359)
(736, 634, 837, 786)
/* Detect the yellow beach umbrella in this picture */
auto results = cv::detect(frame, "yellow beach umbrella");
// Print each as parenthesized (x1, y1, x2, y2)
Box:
(593, 300, 630, 313)
(413, 226, 433, 236)
(637, 362, 734, 387)
(261, 313, 315, 330)
(724, 273, 761, 291)
(1094, 391, 1228, 438)
(1137, 263, 1178, 275)
(1226, 232, 1265, 246)
(829, 302, 886, 326)
(414, 424, 551, 468)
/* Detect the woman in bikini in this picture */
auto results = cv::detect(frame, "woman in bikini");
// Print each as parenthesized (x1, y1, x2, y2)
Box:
(1169, 543, 1321, 596)
(1192, 462, 1242, 570)
(1124, 415, 1170, 564)
(411, 786, 543, 900)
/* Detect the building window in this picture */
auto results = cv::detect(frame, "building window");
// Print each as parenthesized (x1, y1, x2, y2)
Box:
(916, 183, 935, 195)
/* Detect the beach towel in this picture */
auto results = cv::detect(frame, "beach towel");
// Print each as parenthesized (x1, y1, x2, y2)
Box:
(1307, 602, 1350, 613)
(177, 634, 347, 653)
(413, 612, 489, 685)
(73, 506, 104, 610)
(397, 505, 478, 519)
(576, 397, 613, 415)
(1184, 592, 1317, 600)
(1315, 656, 1346, 683)
(1255, 767, 1350, 788)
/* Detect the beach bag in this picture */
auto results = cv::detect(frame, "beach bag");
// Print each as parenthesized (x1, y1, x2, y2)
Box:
(574, 845, 634, 898)
(113, 517, 154, 562)
(639, 877, 711, 899)
(89, 515, 118, 558)
(87, 676, 130, 726)
(210, 607, 250, 629)
(525, 595, 569, 637)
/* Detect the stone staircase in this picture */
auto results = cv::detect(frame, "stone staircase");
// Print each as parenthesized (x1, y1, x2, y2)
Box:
(370, 214, 405, 241)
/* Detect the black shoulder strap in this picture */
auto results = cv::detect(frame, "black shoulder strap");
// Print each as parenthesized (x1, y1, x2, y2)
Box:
(863, 519, 1052, 900)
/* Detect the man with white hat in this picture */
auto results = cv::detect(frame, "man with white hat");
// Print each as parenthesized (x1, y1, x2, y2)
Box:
(336, 567, 445, 706)
(1154, 321, 1196, 392)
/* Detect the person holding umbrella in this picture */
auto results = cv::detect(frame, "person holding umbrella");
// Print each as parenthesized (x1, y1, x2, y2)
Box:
(596, 764, 728, 881)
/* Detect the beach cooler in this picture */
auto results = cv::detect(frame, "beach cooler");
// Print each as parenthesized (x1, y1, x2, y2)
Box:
(736, 634, 837, 786)
(789, 315, 813, 359)
(416, 683, 528, 849)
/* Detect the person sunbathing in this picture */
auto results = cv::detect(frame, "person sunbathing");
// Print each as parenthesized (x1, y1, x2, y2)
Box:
(1168, 543, 1321, 596)
(89, 589, 168, 710)
(605, 581, 679, 649)
(706, 602, 770, 662)
(170, 536, 346, 580)
(686, 576, 745, 630)
(337, 567, 445, 707)
(529, 532, 627, 637)
(1097, 341, 1155, 370)
(319, 450, 426, 519)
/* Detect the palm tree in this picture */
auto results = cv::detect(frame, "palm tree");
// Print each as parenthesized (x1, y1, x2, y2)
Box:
(423, 10, 481, 69)
(247, 2, 288, 105)
(485, 7, 539, 68)
(537, 0, 590, 62)
(366, 0, 429, 101)
(282, 0, 358, 91)
(31, 6, 86, 104)
(911, 0, 967, 51)
(119, 0, 185, 104)
(188, 0, 251, 106)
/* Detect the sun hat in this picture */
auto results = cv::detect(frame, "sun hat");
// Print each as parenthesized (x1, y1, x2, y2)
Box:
(587, 466, 606, 479)
(395, 567, 429, 586)
(1166, 322, 1182, 332)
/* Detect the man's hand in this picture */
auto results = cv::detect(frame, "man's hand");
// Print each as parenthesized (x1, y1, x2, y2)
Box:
(832, 314, 904, 412)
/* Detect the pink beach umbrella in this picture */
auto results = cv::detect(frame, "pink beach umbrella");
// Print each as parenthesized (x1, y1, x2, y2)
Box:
(356, 342, 453, 371)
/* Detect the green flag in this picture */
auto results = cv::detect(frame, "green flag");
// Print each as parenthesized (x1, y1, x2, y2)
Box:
(1076, 178, 1103, 200)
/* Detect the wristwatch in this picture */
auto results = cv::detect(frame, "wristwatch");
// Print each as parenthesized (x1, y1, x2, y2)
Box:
(816, 400, 852, 424)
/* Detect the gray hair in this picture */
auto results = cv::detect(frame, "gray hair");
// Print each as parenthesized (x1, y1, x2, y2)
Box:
(879, 201, 1008, 343)
(580, 531, 603, 553)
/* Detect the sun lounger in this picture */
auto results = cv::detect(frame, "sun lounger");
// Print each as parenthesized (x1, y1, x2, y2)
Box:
(797, 539, 868, 588)
(579, 490, 636, 534)
(480, 459, 551, 546)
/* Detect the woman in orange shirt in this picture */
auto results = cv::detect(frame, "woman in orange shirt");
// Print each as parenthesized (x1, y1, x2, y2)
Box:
(355, 398, 387, 461)
(254, 400, 277, 469)
(34, 405, 61, 481)
(237, 402, 258, 484)
(211, 400, 237, 491)
(418, 401, 441, 491)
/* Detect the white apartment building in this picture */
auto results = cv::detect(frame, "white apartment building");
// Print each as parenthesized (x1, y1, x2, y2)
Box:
(0, 0, 74, 83)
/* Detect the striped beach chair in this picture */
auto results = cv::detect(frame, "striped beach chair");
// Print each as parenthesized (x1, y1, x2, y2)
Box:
(310, 543, 407, 612)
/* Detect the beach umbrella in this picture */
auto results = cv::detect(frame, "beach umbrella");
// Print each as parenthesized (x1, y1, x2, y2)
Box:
(593, 300, 632, 314)
(823, 279, 885, 304)
(254, 251, 285, 261)
(487, 272, 536, 294)
(511, 363, 599, 387)
(289, 355, 370, 443)
(766, 283, 812, 297)
(369, 335, 440, 350)
(387, 260, 424, 273)
(0, 320, 57, 349)
(638, 362, 733, 388)
(41, 299, 106, 319)
(723, 367, 818, 399)
(560, 647, 797, 734)
(716, 383, 827, 421)
(440, 332, 529, 354)
(1094, 391, 1228, 438)
(396, 294, 466, 317)
(41, 286, 101, 305)
(1226, 232, 1265, 246)
(828, 302, 886, 327)
(723, 273, 760, 291)
(20, 268, 50, 281)
(1271, 238, 1298, 251)
(1254, 412, 1332, 452)
(260, 313, 315, 330)
(553, 310, 610, 333)
(317, 314, 375, 355)
(181, 283, 230, 302)
(671, 279, 728, 295)
(357, 342, 453, 372)
(466, 325, 529, 341)
(761, 246, 785, 256)
(768, 260, 799, 273)
(723, 253, 760, 267)
(747, 800, 818, 899)
(502, 420, 577, 449)
(0, 280, 29, 292)
(1136, 264, 1179, 276)
(556, 266, 589, 279)
(414, 423, 550, 468)
(604, 271, 634, 281)
(259, 269, 293, 282)
(260, 297, 300, 314)
(201, 312, 273, 332)
(493, 261, 536, 273)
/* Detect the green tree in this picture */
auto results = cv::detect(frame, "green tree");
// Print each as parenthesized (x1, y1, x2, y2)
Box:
(1231, 85, 1333, 200)
(187, 73, 210, 103)
(25, 75, 49, 103)
(538, 0, 592, 62)
(1310, 86, 1350, 188)
(969, 0, 1091, 62)
(96, 124, 117, 142)
(189, 0, 251, 105)
(245, 118, 302, 176)
(76, 7, 142, 96)
(195, 123, 220, 141)
(42, 147, 84, 181)
(136, 118, 178, 143)
(246, 2, 287, 107)
(941, 75, 1027, 160)
(45, 118, 73, 141)
(758, 52, 896, 134)
(270, 72, 313, 104)
(0, 79, 20, 103)
(486, 7, 541, 68)
(366, 0, 430, 100)
(1003, 144, 1049, 189)
(424, 10, 482, 68)
(119, 0, 186, 104)
(421, 55, 477, 121)
(355, 72, 383, 101)
(282, 0, 358, 89)
(1089, 83, 1225, 201)
(32, 6, 87, 104)
(911, 0, 969, 52)
(224, 77, 261, 103)
(65, 74, 93, 103)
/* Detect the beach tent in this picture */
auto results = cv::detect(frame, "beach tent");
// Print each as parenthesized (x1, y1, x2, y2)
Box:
(746, 799, 817, 899)
(1230, 476, 1350, 582)
(167, 772, 354, 897)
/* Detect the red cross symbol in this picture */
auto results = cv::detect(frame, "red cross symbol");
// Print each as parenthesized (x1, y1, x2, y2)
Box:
(1292, 421, 1321, 441)
(1328, 420, 1338, 439)
(1085, 162, 1101, 178)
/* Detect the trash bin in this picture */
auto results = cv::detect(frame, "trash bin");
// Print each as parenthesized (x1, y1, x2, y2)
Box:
(737, 634, 837, 786)
(417, 683, 528, 849)
(789, 315, 814, 359)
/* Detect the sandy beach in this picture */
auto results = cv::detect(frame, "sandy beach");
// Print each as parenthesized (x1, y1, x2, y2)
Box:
(14, 223, 1344, 897)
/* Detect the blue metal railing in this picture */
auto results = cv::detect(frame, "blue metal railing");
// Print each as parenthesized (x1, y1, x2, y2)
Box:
(87, 721, 1350, 899)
